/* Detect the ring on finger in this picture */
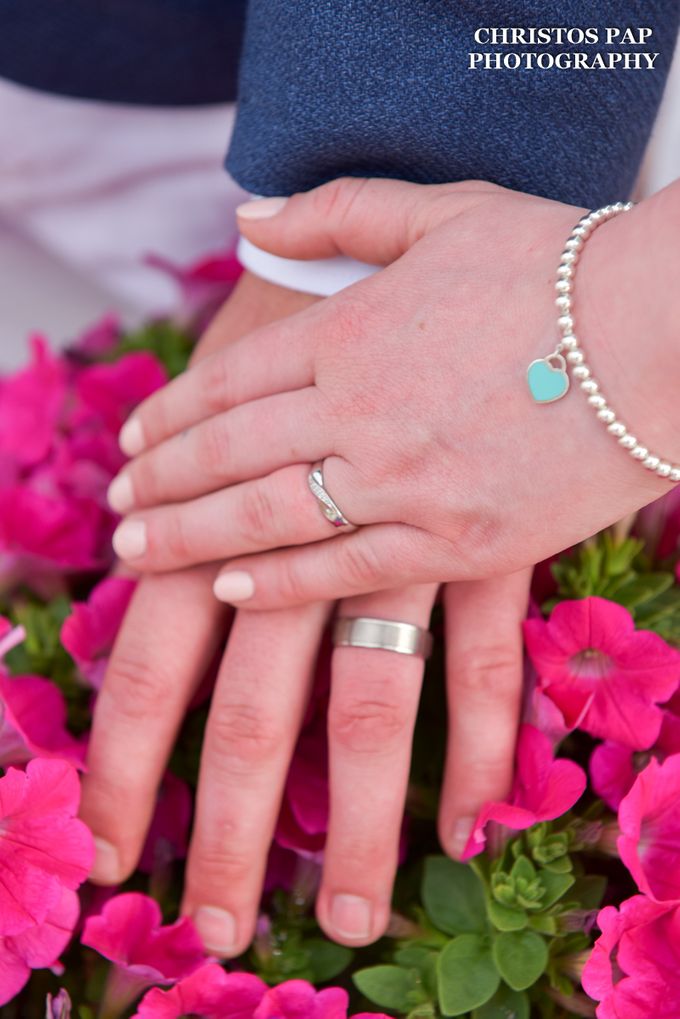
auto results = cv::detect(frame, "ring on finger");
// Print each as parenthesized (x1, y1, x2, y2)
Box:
(308, 461, 357, 531)
(333, 616, 433, 659)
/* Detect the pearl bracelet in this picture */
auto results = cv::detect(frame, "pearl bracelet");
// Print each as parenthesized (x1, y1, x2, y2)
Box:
(527, 202, 680, 483)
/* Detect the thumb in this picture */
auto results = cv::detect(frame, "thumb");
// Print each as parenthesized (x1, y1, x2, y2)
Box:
(236, 177, 478, 265)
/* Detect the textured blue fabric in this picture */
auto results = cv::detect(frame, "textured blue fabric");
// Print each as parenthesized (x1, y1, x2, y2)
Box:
(227, 1, 680, 206)
(0, 0, 246, 105)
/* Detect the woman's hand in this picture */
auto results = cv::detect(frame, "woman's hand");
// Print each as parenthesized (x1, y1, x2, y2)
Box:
(106, 178, 677, 609)
(82, 270, 533, 955)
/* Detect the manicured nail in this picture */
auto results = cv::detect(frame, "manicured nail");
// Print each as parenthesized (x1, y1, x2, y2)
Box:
(112, 520, 147, 560)
(119, 416, 146, 456)
(90, 837, 121, 885)
(107, 472, 135, 513)
(450, 817, 475, 859)
(236, 197, 288, 220)
(330, 894, 372, 940)
(213, 571, 255, 603)
(193, 906, 237, 955)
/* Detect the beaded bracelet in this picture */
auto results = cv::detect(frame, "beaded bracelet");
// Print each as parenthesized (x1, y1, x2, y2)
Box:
(527, 201, 680, 483)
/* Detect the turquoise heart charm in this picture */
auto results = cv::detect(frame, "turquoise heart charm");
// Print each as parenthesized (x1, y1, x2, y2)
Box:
(527, 354, 570, 403)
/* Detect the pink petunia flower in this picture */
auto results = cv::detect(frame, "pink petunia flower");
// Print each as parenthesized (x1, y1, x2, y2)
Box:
(82, 893, 206, 1012)
(72, 352, 167, 434)
(45, 988, 73, 1018)
(0, 759, 93, 937)
(523, 597, 680, 749)
(134, 971, 387, 1019)
(0, 674, 85, 769)
(590, 707, 680, 811)
(582, 895, 680, 1018)
(145, 250, 243, 329)
(0, 888, 79, 1006)
(275, 720, 329, 859)
(61, 576, 136, 690)
(0, 336, 66, 468)
(462, 724, 586, 860)
(617, 754, 680, 901)
(133, 965, 267, 1019)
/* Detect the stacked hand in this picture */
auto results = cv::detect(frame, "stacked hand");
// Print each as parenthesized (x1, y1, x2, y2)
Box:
(82, 177, 674, 958)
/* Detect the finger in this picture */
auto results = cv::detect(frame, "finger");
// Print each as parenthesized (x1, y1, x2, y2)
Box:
(118, 309, 320, 456)
(317, 583, 438, 946)
(108, 388, 329, 512)
(236, 178, 499, 264)
(437, 569, 532, 860)
(212, 523, 443, 609)
(111, 459, 379, 571)
(182, 600, 330, 957)
(81, 565, 228, 883)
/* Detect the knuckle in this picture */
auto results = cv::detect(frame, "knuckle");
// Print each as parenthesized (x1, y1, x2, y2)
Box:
(331, 695, 410, 754)
(208, 701, 284, 771)
(103, 656, 166, 723)
(195, 418, 231, 480)
(201, 352, 231, 415)
(239, 483, 278, 545)
(453, 645, 520, 701)
(330, 835, 391, 876)
(163, 512, 192, 562)
(338, 540, 383, 590)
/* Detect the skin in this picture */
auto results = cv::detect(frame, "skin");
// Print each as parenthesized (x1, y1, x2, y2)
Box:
(82, 270, 532, 956)
(107, 178, 680, 608)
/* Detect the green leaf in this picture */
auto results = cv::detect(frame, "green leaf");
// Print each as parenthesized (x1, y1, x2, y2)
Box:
(487, 900, 527, 932)
(354, 965, 421, 1011)
(492, 930, 548, 992)
(437, 935, 500, 1016)
(527, 913, 558, 936)
(422, 856, 488, 935)
(569, 875, 607, 910)
(304, 938, 352, 983)
(473, 984, 530, 1019)
(538, 870, 575, 909)
(605, 571, 674, 611)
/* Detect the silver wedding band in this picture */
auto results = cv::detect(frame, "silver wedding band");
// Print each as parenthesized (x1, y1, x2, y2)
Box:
(308, 461, 356, 530)
(333, 617, 433, 659)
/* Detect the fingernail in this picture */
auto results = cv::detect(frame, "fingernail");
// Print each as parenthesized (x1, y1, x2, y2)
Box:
(450, 817, 475, 859)
(213, 571, 255, 603)
(236, 196, 288, 220)
(330, 894, 372, 940)
(193, 906, 237, 955)
(90, 837, 121, 885)
(112, 520, 147, 560)
(107, 472, 135, 513)
(119, 416, 146, 456)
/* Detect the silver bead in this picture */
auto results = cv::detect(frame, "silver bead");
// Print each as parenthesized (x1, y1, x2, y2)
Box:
(557, 264, 573, 279)
(623, 201, 634, 212)
(588, 394, 606, 409)
(561, 334, 578, 350)
(573, 364, 590, 380)
(608, 421, 627, 438)
(620, 434, 637, 450)
(561, 250, 577, 265)
(631, 446, 649, 460)
(566, 349, 584, 364)
(581, 379, 599, 395)
(566, 237, 583, 251)
(670, 467, 680, 483)
(557, 314, 574, 332)
(643, 455, 661, 471)
(597, 408, 616, 424)
(556, 296, 571, 312)
(572, 225, 588, 238)
(555, 279, 571, 294)
(656, 462, 672, 479)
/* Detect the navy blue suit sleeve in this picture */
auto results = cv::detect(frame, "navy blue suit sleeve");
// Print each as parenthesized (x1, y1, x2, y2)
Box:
(227, 1, 680, 206)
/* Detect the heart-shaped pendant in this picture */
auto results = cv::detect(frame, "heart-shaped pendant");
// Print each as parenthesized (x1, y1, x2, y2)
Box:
(527, 354, 569, 404)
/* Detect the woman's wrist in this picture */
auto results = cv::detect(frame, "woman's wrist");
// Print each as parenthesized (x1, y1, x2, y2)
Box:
(577, 180, 680, 474)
